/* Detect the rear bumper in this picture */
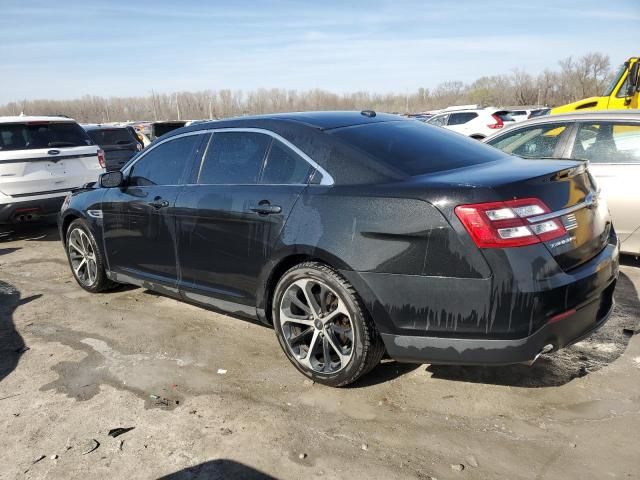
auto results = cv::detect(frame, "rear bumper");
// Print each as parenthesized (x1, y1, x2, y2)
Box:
(341, 229, 619, 366)
(0, 195, 66, 224)
(381, 279, 616, 365)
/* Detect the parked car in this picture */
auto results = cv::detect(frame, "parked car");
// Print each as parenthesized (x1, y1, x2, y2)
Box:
(529, 107, 551, 118)
(83, 124, 142, 171)
(0, 116, 105, 224)
(59, 111, 618, 386)
(425, 107, 515, 139)
(484, 110, 640, 254)
(502, 106, 549, 122)
(150, 121, 187, 140)
(125, 126, 146, 150)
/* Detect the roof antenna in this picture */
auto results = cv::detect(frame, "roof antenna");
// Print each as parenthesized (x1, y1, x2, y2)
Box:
(360, 110, 376, 118)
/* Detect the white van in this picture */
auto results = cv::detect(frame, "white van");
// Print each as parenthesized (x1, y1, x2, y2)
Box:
(0, 116, 105, 224)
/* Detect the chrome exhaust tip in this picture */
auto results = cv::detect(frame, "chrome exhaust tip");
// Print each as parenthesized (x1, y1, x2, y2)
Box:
(525, 344, 554, 366)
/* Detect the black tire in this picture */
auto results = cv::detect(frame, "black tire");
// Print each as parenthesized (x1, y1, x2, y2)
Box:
(272, 261, 385, 387)
(65, 218, 116, 293)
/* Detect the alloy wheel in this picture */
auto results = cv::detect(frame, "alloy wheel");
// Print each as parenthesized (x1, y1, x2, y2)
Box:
(67, 228, 98, 287)
(279, 278, 354, 374)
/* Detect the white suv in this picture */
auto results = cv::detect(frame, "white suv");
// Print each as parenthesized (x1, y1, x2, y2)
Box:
(0, 116, 105, 224)
(426, 108, 515, 139)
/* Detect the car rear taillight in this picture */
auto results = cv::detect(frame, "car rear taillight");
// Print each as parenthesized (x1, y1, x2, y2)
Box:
(487, 114, 504, 129)
(455, 198, 566, 248)
(97, 149, 106, 169)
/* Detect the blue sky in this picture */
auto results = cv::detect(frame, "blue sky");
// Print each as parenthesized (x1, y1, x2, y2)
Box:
(0, 0, 638, 104)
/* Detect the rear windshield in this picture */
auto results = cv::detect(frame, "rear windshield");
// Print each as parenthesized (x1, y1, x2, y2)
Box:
(494, 111, 515, 121)
(87, 128, 135, 146)
(0, 122, 91, 151)
(329, 120, 504, 176)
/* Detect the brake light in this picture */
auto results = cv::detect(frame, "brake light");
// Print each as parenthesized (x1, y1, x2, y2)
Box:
(455, 198, 566, 248)
(97, 149, 106, 169)
(487, 114, 504, 129)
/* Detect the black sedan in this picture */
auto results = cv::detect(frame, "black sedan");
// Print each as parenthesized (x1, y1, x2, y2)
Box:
(59, 111, 619, 386)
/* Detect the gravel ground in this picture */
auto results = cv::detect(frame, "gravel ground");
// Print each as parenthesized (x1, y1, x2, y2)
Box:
(1, 225, 639, 480)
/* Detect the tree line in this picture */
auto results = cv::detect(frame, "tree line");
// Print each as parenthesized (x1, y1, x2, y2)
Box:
(0, 52, 615, 123)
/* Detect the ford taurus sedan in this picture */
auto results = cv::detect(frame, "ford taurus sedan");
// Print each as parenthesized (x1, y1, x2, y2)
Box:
(59, 111, 619, 386)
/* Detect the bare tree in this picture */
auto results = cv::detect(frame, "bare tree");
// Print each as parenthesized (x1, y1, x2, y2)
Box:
(0, 52, 616, 121)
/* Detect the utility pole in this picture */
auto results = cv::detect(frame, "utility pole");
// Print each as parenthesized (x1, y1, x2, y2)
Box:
(175, 93, 181, 120)
(151, 90, 158, 121)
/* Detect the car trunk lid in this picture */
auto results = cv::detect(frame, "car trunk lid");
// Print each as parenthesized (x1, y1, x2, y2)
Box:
(424, 158, 611, 271)
(494, 163, 609, 270)
(0, 145, 100, 196)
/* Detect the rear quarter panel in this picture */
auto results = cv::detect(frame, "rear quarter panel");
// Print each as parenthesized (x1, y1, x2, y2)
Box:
(262, 185, 492, 333)
(279, 185, 486, 277)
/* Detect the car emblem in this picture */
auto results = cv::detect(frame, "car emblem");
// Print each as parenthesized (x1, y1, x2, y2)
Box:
(550, 236, 576, 249)
(48, 149, 60, 155)
(562, 213, 578, 230)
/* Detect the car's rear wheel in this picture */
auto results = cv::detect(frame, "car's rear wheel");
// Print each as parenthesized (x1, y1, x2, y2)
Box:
(65, 219, 115, 293)
(272, 261, 385, 387)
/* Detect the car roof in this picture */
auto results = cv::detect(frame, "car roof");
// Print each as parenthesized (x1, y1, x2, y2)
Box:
(513, 110, 640, 124)
(181, 111, 406, 132)
(82, 124, 129, 131)
(484, 110, 640, 141)
(0, 115, 77, 124)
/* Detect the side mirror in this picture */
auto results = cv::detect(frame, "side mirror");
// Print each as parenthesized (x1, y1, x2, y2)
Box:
(99, 171, 124, 188)
(627, 62, 639, 96)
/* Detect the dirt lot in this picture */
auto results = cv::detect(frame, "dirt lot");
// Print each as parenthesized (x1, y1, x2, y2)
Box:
(1, 225, 639, 480)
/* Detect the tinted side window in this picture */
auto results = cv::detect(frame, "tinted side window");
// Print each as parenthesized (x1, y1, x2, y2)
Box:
(260, 140, 313, 184)
(448, 112, 477, 125)
(130, 135, 200, 186)
(572, 122, 640, 163)
(487, 123, 569, 158)
(199, 132, 270, 184)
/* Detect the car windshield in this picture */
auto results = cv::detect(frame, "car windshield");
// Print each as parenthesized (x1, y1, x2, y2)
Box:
(87, 128, 135, 146)
(330, 120, 504, 176)
(603, 64, 627, 96)
(0, 121, 92, 151)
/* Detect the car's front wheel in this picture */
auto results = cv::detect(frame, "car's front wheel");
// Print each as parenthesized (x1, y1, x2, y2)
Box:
(272, 262, 385, 387)
(65, 218, 115, 293)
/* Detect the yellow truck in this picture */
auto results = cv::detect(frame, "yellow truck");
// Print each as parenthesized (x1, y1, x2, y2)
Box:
(551, 56, 639, 114)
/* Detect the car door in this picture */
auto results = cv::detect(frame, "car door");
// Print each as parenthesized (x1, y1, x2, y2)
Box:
(101, 133, 205, 286)
(565, 121, 640, 254)
(486, 121, 573, 159)
(175, 130, 313, 311)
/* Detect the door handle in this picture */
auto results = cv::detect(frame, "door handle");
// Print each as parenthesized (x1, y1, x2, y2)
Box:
(148, 198, 169, 209)
(250, 203, 282, 215)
